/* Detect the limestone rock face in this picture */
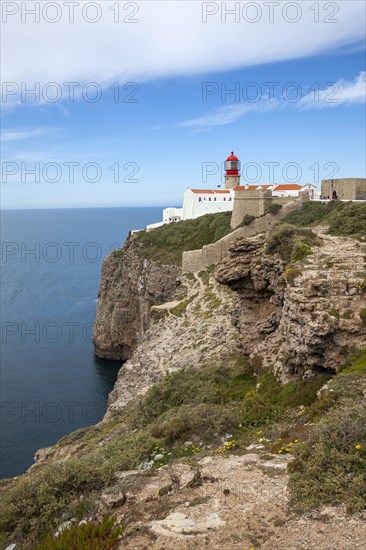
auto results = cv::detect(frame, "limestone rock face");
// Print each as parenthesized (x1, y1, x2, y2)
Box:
(215, 230, 366, 378)
(93, 237, 181, 360)
(107, 271, 239, 413)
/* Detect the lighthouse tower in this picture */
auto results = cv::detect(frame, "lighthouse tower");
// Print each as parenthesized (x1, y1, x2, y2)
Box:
(225, 152, 241, 189)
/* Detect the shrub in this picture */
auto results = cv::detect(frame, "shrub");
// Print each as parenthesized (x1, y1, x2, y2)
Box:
(266, 223, 321, 262)
(33, 515, 123, 550)
(135, 361, 256, 427)
(239, 214, 256, 226)
(291, 243, 312, 263)
(238, 372, 329, 427)
(266, 203, 283, 215)
(289, 401, 366, 511)
(149, 403, 237, 443)
(285, 267, 302, 285)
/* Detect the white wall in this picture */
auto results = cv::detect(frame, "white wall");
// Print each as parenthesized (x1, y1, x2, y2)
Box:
(182, 190, 234, 220)
(272, 190, 300, 197)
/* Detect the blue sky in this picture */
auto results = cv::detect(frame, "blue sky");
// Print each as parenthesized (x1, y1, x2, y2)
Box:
(1, 1, 365, 209)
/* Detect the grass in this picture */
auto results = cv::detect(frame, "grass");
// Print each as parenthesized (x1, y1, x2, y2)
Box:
(283, 201, 366, 240)
(134, 211, 232, 265)
(169, 296, 196, 317)
(2, 351, 366, 548)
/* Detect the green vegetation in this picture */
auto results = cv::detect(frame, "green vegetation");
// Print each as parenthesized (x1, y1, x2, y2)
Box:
(291, 243, 313, 263)
(283, 201, 366, 240)
(289, 401, 366, 511)
(0, 433, 158, 547)
(266, 223, 321, 262)
(338, 350, 366, 374)
(33, 515, 123, 550)
(359, 308, 366, 325)
(2, 350, 366, 548)
(169, 296, 196, 317)
(135, 211, 232, 265)
(266, 203, 283, 215)
(289, 350, 366, 511)
(285, 267, 302, 285)
(328, 308, 340, 319)
(238, 213, 256, 226)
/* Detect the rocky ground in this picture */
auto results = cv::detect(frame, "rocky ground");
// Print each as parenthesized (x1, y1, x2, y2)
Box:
(96, 446, 366, 550)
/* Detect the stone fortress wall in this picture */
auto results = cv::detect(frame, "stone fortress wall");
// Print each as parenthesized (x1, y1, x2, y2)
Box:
(182, 192, 309, 273)
(230, 189, 295, 229)
(321, 178, 366, 200)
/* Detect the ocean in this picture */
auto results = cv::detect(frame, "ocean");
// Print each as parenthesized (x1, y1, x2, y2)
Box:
(0, 207, 163, 479)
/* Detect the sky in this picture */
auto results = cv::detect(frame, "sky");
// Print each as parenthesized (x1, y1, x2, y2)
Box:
(1, 0, 366, 209)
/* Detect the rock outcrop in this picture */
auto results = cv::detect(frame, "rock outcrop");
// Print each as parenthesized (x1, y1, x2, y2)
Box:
(215, 229, 366, 379)
(93, 237, 181, 360)
(107, 271, 240, 413)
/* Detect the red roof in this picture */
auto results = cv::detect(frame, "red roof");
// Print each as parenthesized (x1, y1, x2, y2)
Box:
(190, 189, 230, 194)
(234, 184, 302, 191)
(274, 184, 302, 191)
(226, 151, 239, 161)
(234, 185, 271, 191)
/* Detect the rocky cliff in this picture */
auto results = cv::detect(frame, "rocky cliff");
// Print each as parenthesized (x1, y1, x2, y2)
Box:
(2, 214, 366, 550)
(216, 228, 366, 379)
(106, 227, 366, 411)
(93, 236, 181, 360)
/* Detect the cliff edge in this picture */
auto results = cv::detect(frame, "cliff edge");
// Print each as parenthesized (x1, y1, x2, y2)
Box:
(93, 236, 181, 360)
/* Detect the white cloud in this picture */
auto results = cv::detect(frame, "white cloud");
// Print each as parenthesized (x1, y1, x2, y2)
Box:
(179, 99, 278, 128)
(299, 71, 366, 109)
(1, 127, 58, 142)
(175, 72, 366, 128)
(1, 1, 365, 106)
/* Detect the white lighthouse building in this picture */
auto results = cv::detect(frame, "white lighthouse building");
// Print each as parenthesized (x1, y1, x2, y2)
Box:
(143, 151, 309, 231)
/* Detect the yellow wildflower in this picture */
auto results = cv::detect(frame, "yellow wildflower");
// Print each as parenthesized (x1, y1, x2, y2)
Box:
(355, 444, 361, 450)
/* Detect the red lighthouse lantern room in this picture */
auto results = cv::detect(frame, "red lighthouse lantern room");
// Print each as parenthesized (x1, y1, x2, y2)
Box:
(225, 151, 241, 189)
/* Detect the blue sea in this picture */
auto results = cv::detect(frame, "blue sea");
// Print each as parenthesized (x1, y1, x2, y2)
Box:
(0, 207, 163, 479)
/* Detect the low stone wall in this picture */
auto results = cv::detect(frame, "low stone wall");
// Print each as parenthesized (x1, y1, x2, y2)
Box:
(182, 194, 308, 273)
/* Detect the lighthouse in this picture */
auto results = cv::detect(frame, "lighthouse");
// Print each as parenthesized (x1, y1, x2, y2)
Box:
(225, 151, 241, 189)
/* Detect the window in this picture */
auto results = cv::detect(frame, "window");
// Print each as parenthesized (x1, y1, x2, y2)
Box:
(198, 197, 202, 202)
